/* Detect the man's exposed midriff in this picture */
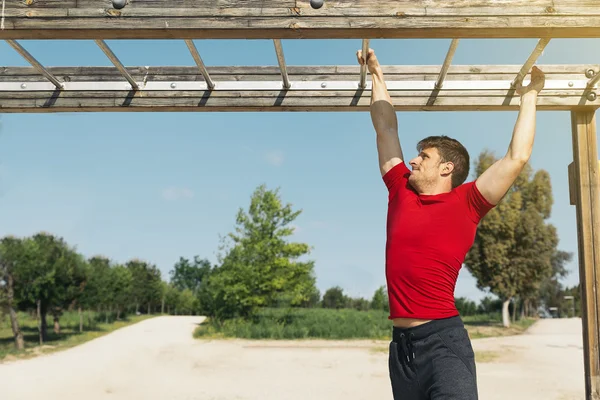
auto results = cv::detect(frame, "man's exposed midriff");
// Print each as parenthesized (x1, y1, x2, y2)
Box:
(392, 317, 432, 329)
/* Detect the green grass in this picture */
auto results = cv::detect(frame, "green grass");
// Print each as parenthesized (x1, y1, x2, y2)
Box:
(194, 308, 538, 341)
(463, 314, 537, 339)
(0, 311, 155, 362)
(194, 308, 392, 340)
(475, 350, 501, 363)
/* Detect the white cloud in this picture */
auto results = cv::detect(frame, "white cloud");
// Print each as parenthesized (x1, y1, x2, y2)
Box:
(162, 187, 194, 201)
(265, 150, 284, 166)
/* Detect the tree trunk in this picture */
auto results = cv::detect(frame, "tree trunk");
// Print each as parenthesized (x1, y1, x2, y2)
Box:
(502, 299, 511, 328)
(147, 303, 151, 314)
(8, 306, 24, 350)
(53, 314, 60, 335)
(6, 273, 24, 350)
(167, 306, 170, 315)
(37, 299, 46, 345)
(161, 297, 165, 315)
(116, 307, 121, 321)
(79, 306, 83, 333)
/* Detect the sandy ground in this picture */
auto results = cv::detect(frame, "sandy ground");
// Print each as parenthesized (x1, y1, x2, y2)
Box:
(0, 316, 584, 400)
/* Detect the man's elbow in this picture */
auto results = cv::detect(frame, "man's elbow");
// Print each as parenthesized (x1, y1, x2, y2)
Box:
(506, 151, 531, 166)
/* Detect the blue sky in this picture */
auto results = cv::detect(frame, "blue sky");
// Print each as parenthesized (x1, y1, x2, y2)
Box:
(0, 38, 597, 303)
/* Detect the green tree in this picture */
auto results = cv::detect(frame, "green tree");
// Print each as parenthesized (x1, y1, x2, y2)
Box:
(0, 236, 25, 350)
(464, 151, 563, 327)
(206, 184, 317, 320)
(169, 256, 212, 294)
(126, 259, 163, 314)
(82, 256, 113, 315)
(14, 233, 85, 342)
(322, 286, 347, 309)
(526, 250, 572, 317)
(177, 289, 199, 315)
(111, 264, 133, 320)
(349, 297, 370, 311)
(455, 297, 478, 316)
(164, 283, 181, 314)
(371, 286, 389, 312)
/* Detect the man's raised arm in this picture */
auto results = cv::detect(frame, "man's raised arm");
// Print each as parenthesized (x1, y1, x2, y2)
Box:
(475, 66, 546, 205)
(357, 49, 404, 176)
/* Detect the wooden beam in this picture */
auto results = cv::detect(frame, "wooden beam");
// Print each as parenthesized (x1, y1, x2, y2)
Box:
(1, 64, 599, 113)
(569, 161, 600, 206)
(2, 0, 600, 39)
(570, 110, 600, 400)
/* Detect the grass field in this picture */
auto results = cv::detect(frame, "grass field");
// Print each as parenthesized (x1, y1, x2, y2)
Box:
(463, 314, 537, 339)
(194, 308, 537, 340)
(0, 311, 154, 362)
(1, 308, 536, 363)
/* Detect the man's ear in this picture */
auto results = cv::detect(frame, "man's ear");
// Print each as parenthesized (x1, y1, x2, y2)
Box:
(441, 162, 455, 176)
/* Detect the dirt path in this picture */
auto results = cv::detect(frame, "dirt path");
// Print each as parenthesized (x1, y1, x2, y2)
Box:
(0, 316, 584, 400)
(473, 318, 584, 400)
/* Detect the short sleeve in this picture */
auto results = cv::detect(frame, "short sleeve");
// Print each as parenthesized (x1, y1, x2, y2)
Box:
(460, 181, 495, 223)
(382, 162, 412, 199)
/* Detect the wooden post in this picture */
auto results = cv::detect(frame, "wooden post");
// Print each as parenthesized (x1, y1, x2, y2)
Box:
(570, 110, 600, 400)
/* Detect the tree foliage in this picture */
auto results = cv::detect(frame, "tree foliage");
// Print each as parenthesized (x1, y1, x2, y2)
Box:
(464, 151, 567, 326)
(203, 185, 318, 320)
(322, 286, 347, 309)
(170, 256, 212, 294)
(371, 286, 389, 312)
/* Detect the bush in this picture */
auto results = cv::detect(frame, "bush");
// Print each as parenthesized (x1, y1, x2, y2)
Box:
(195, 307, 392, 340)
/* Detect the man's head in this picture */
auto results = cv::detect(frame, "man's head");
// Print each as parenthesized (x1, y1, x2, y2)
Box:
(408, 136, 470, 193)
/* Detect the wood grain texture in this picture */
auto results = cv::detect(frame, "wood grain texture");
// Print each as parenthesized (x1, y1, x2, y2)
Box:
(570, 111, 600, 400)
(1, 64, 598, 112)
(0, 65, 596, 81)
(2, 0, 600, 39)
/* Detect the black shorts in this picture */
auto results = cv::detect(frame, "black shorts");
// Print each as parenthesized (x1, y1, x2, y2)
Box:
(389, 316, 478, 400)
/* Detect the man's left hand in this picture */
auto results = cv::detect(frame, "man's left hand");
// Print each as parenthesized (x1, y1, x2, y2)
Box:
(516, 66, 545, 97)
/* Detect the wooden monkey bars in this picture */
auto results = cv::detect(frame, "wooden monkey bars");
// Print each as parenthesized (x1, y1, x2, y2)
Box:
(0, 0, 599, 398)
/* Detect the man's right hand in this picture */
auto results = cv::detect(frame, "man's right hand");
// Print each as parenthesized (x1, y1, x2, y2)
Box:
(357, 48, 382, 75)
(358, 48, 404, 176)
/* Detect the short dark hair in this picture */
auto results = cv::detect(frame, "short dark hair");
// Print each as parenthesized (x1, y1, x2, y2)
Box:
(417, 135, 470, 188)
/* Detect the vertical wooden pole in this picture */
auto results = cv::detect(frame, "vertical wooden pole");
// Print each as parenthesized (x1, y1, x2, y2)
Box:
(570, 110, 600, 400)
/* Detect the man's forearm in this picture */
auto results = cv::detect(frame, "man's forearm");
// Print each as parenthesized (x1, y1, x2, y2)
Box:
(506, 92, 538, 163)
(370, 69, 397, 136)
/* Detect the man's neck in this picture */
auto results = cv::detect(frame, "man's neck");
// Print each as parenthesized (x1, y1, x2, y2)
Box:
(417, 181, 452, 196)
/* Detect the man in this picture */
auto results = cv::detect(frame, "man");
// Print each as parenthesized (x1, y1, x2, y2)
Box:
(356, 48, 545, 400)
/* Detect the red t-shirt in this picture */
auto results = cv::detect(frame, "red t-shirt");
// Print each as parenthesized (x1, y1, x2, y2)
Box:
(383, 162, 495, 320)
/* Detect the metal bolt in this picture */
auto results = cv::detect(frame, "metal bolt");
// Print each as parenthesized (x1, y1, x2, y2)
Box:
(170, 82, 177, 89)
(310, 0, 324, 9)
(568, 81, 574, 87)
(20, 83, 27, 89)
(587, 92, 597, 101)
(112, 0, 127, 9)
(586, 69, 596, 79)
(321, 82, 327, 88)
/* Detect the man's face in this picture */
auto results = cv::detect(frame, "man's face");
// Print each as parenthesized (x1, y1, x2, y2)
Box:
(408, 147, 443, 191)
